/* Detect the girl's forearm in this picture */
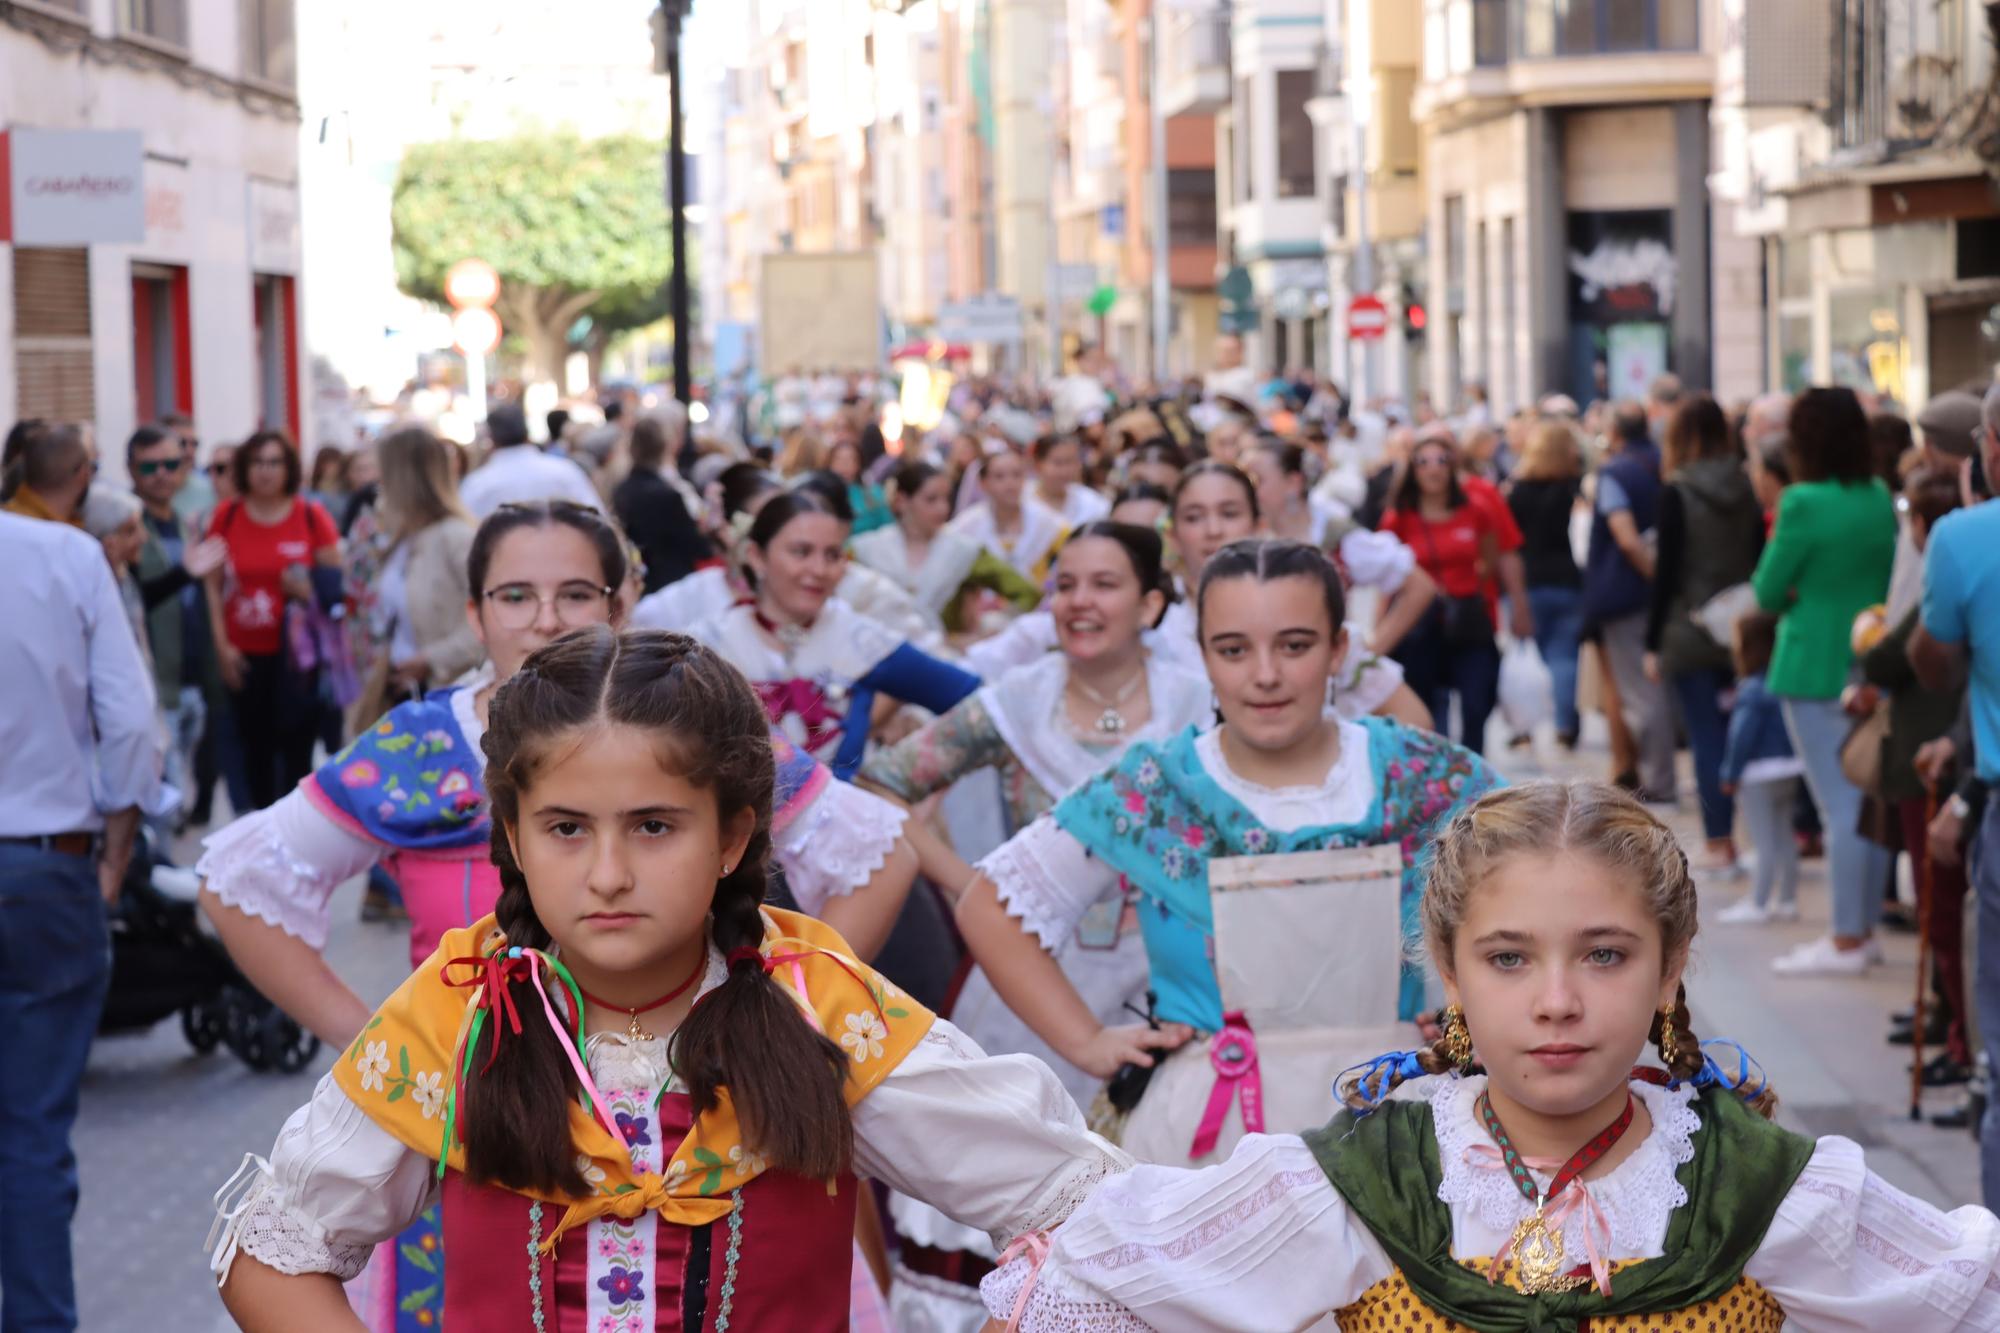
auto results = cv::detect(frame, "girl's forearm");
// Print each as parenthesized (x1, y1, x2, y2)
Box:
(955, 876, 1101, 1066)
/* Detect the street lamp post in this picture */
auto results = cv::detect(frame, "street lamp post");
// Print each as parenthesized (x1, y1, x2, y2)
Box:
(654, 1, 694, 407)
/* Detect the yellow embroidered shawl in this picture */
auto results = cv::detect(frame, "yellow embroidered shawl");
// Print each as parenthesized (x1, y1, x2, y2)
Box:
(332, 906, 934, 1247)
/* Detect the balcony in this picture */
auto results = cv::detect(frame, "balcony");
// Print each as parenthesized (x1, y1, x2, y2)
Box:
(1159, 4, 1232, 118)
(1515, 0, 1699, 59)
(1829, 0, 1983, 159)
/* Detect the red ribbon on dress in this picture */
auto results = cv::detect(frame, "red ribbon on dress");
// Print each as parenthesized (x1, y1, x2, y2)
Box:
(753, 679, 845, 754)
(1189, 1011, 1263, 1159)
(721, 944, 890, 1037)
(441, 951, 533, 1074)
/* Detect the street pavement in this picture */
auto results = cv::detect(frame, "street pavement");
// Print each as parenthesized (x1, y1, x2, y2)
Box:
(71, 723, 1985, 1331)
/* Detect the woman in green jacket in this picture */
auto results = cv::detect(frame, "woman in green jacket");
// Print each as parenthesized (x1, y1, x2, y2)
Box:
(1751, 387, 1898, 977)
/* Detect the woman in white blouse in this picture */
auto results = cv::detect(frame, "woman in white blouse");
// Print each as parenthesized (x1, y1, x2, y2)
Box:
(948, 441, 1067, 581)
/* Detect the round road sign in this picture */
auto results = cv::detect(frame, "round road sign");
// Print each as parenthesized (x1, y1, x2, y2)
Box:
(444, 258, 501, 310)
(1347, 293, 1389, 342)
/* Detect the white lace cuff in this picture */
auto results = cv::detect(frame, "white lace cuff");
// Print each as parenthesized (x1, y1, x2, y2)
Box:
(208, 1155, 374, 1287)
(1333, 651, 1406, 720)
(978, 815, 1113, 952)
(982, 1260, 1152, 1332)
(773, 779, 907, 917)
(195, 793, 383, 950)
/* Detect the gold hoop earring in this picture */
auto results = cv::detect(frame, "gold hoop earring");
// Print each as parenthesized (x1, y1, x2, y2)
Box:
(1657, 1004, 1679, 1067)
(1443, 1004, 1474, 1073)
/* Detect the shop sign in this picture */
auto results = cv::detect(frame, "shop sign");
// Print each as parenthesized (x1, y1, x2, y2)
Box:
(1567, 210, 1676, 323)
(248, 178, 301, 274)
(1, 128, 145, 245)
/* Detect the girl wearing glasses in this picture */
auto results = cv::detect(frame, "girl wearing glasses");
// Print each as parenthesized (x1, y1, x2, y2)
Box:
(199, 502, 919, 1331)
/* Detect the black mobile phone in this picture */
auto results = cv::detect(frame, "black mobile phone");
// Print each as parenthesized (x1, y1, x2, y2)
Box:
(1105, 990, 1162, 1113)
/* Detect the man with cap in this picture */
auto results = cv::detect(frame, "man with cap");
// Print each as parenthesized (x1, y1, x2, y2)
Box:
(1887, 391, 1987, 622)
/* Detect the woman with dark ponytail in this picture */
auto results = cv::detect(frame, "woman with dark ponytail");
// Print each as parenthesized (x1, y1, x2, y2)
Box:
(985, 783, 2000, 1330)
(216, 628, 1128, 1331)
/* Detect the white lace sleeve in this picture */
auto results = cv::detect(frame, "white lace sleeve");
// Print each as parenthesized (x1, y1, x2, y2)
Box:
(1332, 642, 1406, 721)
(852, 1019, 1131, 1251)
(1745, 1136, 2000, 1332)
(195, 788, 385, 950)
(976, 813, 1119, 951)
(1337, 528, 1416, 592)
(979, 1132, 1387, 1333)
(209, 1074, 437, 1287)
(963, 610, 1058, 680)
(772, 778, 908, 917)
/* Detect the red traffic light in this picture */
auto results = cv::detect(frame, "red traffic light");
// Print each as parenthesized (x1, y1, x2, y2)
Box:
(1406, 303, 1427, 332)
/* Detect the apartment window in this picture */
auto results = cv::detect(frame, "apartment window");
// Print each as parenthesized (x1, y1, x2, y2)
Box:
(1168, 169, 1218, 249)
(1237, 78, 1256, 203)
(1518, 0, 1696, 57)
(1472, 219, 1489, 384)
(13, 249, 96, 424)
(241, 0, 297, 89)
(132, 263, 194, 425)
(1328, 173, 1348, 241)
(1443, 195, 1466, 314)
(1473, 0, 1509, 65)
(1500, 217, 1517, 408)
(1276, 70, 1317, 199)
(118, 0, 187, 48)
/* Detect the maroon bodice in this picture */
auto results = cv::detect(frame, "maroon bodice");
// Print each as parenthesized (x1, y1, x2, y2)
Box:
(441, 1089, 857, 1330)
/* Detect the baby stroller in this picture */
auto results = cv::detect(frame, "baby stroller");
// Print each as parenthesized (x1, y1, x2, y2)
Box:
(97, 837, 322, 1074)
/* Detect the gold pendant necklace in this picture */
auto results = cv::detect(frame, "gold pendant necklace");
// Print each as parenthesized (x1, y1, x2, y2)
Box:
(1508, 1205, 1586, 1294)
(1477, 1089, 1633, 1295)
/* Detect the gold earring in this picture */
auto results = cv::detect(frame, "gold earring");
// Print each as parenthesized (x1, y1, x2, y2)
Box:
(1442, 1004, 1474, 1073)
(1657, 1004, 1679, 1067)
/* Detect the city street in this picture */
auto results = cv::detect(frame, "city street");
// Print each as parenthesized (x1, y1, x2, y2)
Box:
(75, 726, 1989, 1331)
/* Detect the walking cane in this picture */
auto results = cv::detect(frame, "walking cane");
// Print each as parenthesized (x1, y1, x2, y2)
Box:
(1912, 791, 1938, 1121)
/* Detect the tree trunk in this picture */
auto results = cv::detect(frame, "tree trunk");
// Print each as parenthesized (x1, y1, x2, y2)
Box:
(498, 284, 602, 393)
(584, 328, 611, 391)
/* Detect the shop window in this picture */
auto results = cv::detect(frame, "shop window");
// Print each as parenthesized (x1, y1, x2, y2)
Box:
(118, 0, 187, 48)
(1829, 289, 1903, 400)
(252, 274, 300, 442)
(131, 263, 193, 425)
(13, 248, 95, 423)
(1276, 70, 1316, 199)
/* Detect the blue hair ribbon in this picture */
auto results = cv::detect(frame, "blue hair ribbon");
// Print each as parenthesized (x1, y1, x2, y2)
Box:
(1337, 1049, 1432, 1113)
(1674, 1038, 1768, 1102)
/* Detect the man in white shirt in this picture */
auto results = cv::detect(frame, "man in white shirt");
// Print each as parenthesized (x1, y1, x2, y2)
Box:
(456, 403, 604, 519)
(0, 507, 163, 1331)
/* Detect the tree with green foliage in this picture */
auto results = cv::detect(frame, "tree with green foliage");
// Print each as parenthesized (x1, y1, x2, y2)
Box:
(391, 131, 673, 386)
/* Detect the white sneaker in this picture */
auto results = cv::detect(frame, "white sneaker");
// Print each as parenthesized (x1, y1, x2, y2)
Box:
(1716, 898, 1770, 924)
(1767, 901, 1801, 923)
(1771, 935, 1873, 977)
(1861, 935, 1885, 963)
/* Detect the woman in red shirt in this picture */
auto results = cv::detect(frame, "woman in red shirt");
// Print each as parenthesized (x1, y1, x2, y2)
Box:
(1378, 433, 1531, 755)
(204, 430, 342, 809)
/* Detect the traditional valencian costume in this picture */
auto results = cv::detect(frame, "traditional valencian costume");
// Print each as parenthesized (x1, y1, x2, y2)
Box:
(198, 674, 910, 1331)
(631, 560, 944, 656)
(981, 1057, 2000, 1332)
(847, 522, 1042, 636)
(692, 596, 980, 780)
(946, 494, 1067, 582)
(212, 913, 1128, 1331)
(976, 716, 1499, 1167)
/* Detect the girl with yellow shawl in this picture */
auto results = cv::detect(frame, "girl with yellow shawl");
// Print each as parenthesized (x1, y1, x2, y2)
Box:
(210, 628, 1126, 1332)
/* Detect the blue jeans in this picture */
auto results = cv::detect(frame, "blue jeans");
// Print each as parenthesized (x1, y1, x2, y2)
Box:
(1670, 667, 1736, 842)
(1526, 585, 1584, 737)
(1974, 804, 2000, 1209)
(1781, 696, 1892, 940)
(1394, 609, 1501, 756)
(0, 843, 110, 1332)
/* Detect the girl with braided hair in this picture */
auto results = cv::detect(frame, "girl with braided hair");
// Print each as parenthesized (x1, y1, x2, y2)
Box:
(213, 627, 1127, 1331)
(982, 782, 2000, 1332)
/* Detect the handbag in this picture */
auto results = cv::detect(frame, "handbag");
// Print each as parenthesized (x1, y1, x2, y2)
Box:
(1416, 516, 1498, 651)
(1839, 703, 1889, 794)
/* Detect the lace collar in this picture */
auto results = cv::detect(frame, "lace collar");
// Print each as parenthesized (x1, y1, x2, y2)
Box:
(1192, 719, 1374, 834)
(1430, 1073, 1700, 1261)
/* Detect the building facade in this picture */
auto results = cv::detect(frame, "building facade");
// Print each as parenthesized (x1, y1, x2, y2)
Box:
(1, 0, 304, 477)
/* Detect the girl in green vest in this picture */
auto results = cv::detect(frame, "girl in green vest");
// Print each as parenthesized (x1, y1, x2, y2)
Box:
(979, 782, 2000, 1332)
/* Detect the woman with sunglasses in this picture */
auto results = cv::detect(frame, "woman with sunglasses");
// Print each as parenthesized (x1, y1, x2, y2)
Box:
(199, 501, 920, 1330)
(1378, 432, 1534, 754)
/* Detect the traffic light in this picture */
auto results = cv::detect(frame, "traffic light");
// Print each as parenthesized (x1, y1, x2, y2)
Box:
(1403, 285, 1427, 338)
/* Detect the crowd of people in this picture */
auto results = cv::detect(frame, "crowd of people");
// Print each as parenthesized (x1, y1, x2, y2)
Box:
(4, 340, 2000, 1332)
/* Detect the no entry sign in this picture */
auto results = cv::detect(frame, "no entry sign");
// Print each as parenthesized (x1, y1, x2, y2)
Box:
(1347, 293, 1389, 342)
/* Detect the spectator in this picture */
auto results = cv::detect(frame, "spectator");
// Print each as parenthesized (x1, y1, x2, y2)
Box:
(613, 415, 712, 595)
(1646, 393, 1766, 870)
(204, 441, 240, 511)
(456, 402, 602, 518)
(546, 406, 571, 448)
(351, 426, 483, 728)
(1031, 432, 1110, 528)
(1743, 392, 1792, 452)
(1912, 383, 2000, 1200)
(2, 422, 92, 525)
(1585, 401, 1674, 801)
(1717, 612, 1803, 923)
(827, 435, 896, 535)
(1506, 418, 1586, 747)
(1646, 372, 1683, 439)
(128, 426, 228, 832)
(1864, 467, 1970, 1081)
(305, 445, 350, 518)
(1889, 391, 1984, 623)
(158, 412, 210, 522)
(0, 504, 162, 1333)
(1755, 387, 1899, 976)
(80, 483, 151, 661)
(1378, 433, 1528, 754)
(204, 430, 343, 810)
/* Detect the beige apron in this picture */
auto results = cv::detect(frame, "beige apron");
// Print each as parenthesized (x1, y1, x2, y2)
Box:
(1119, 844, 1418, 1166)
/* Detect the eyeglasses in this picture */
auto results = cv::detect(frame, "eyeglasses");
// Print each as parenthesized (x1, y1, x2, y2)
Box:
(481, 581, 614, 629)
(133, 458, 185, 477)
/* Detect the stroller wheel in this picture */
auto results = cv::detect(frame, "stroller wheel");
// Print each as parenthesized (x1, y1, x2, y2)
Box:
(258, 1009, 321, 1075)
(180, 1002, 225, 1054)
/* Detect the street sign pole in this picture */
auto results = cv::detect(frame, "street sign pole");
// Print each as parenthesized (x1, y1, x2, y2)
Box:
(466, 348, 488, 422)
(665, 2, 693, 408)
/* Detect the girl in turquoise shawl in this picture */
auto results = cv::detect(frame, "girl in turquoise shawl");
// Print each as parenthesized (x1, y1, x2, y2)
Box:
(956, 537, 1501, 1168)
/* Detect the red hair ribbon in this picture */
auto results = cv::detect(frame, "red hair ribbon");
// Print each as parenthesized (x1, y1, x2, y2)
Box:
(442, 952, 533, 1074)
(720, 944, 889, 1031)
